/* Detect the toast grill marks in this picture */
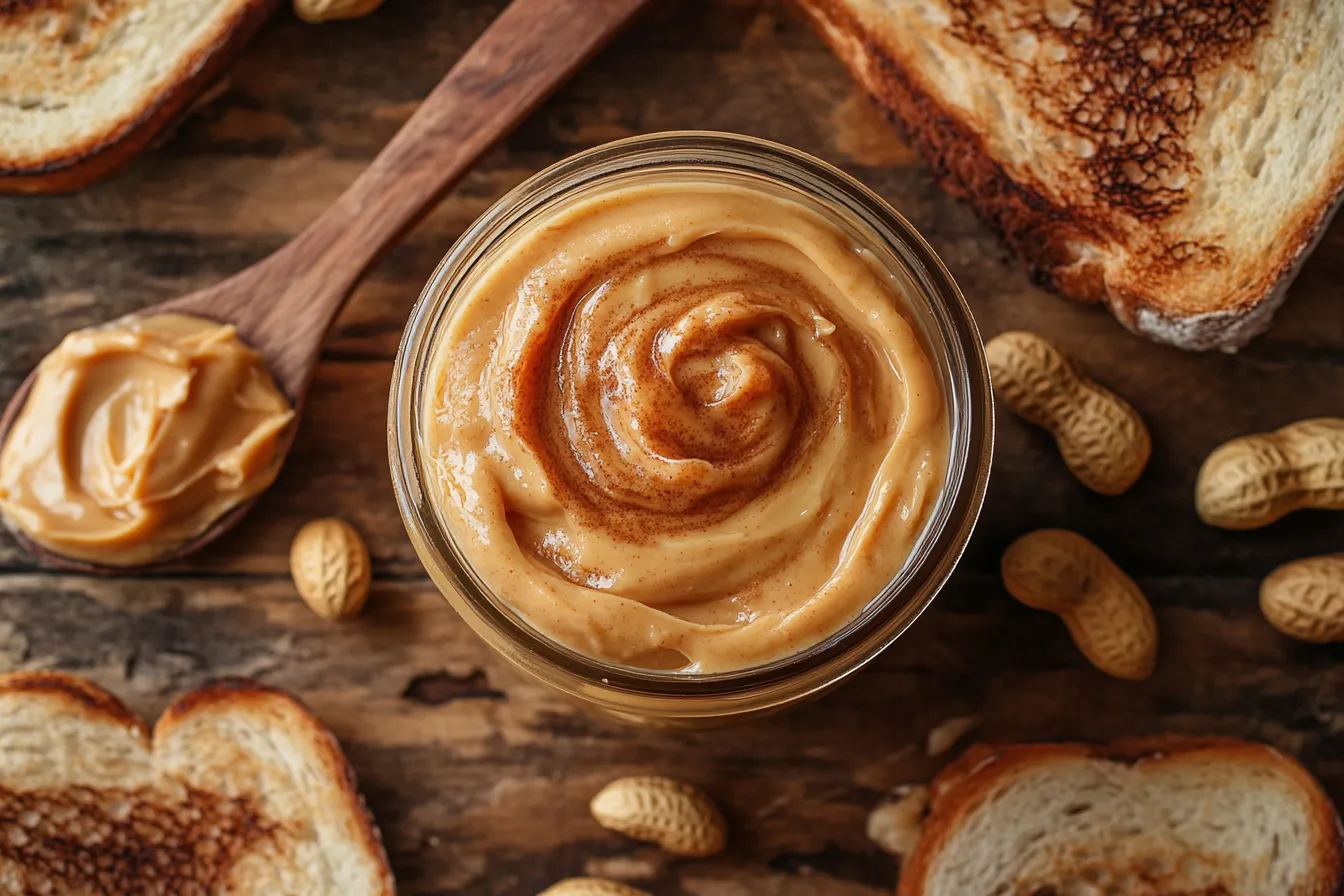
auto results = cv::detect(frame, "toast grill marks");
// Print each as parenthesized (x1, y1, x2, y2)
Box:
(0, 783, 283, 894)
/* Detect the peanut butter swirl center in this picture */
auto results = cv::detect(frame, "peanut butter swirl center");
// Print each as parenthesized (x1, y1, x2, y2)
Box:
(423, 180, 947, 672)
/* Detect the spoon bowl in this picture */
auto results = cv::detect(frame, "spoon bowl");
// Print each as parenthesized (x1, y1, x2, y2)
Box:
(0, 0, 649, 574)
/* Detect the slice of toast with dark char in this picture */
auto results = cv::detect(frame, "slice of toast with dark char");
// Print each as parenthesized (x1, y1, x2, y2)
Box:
(0, 671, 395, 894)
(0, 0, 280, 194)
(796, 0, 1344, 350)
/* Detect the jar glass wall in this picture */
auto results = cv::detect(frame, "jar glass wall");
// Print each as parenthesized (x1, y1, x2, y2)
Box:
(389, 133, 992, 727)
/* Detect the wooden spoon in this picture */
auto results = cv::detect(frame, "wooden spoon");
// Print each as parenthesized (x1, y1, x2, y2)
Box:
(0, 0, 649, 573)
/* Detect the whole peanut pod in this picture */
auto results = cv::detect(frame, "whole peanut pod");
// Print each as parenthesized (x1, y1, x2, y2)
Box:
(986, 331, 1150, 495)
(1001, 529, 1157, 680)
(866, 786, 928, 858)
(539, 880, 652, 896)
(1196, 418, 1344, 529)
(295, 0, 384, 23)
(1260, 555, 1344, 643)
(590, 776, 726, 857)
(290, 518, 371, 620)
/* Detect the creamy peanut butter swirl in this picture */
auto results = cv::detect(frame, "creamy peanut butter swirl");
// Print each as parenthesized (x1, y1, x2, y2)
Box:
(0, 314, 293, 566)
(423, 180, 947, 672)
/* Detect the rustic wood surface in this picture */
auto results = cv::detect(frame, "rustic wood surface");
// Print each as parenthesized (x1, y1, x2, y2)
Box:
(2, 1, 1343, 892)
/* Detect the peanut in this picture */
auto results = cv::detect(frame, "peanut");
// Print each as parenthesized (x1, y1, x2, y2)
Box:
(294, 0, 383, 23)
(1195, 418, 1344, 530)
(986, 331, 1150, 495)
(866, 785, 928, 858)
(539, 880, 652, 896)
(926, 715, 979, 757)
(1001, 529, 1157, 680)
(590, 776, 726, 857)
(1260, 554, 1344, 643)
(289, 518, 371, 620)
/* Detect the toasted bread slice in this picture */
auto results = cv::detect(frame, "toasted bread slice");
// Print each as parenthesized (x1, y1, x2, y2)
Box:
(0, 0, 280, 194)
(0, 671, 394, 894)
(797, 0, 1344, 350)
(898, 737, 1344, 895)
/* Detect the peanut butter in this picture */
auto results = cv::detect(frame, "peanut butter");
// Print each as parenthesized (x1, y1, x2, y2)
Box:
(421, 179, 948, 672)
(0, 314, 293, 566)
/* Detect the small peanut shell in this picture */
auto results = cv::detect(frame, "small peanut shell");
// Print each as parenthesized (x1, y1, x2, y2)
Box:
(1001, 529, 1157, 680)
(926, 715, 979, 757)
(590, 776, 726, 857)
(294, 0, 383, 23)
(1260, 554, 1344, 643)
(986, 331, 1150, 495)
(290, 518, 371, 620)
(1196, 418, 1344, 530)
(539, 880, 652, 896)
(866, 786, 928, 858)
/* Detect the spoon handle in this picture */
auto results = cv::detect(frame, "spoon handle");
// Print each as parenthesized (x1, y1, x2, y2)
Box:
(208, 0, 648, 396)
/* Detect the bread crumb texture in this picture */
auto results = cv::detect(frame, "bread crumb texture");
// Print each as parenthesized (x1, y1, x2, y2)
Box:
(907, 741, 1342, 895)
(0, 0, 263, 164)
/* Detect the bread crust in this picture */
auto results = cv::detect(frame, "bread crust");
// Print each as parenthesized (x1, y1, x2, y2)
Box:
(157, 675, 395, 891)
(899, 736, 1344, 896)
(0, 669, 151, 737)
(0, 0, 281, 194)
(0, 671, 395, 894)
(795, 0, 1344, 351)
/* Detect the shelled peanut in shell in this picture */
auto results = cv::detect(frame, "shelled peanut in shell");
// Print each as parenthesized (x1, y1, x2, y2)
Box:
(986, 331, 1150, 495)
(590, 776, 726, 858)
(1196, 418, 1344, 529)
(1260, 555, 1344, 644)
(1001, 530, 1158, 680)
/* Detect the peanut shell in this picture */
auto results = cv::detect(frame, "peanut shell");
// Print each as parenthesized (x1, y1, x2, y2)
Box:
(1260, 554, 1344, 643)
(866, 785, 928, 858)
(289, 517, 371, 621)
(986, 331, 1150, 495)
(1196, 418, 1344, 529)
(539, 880, 652, 896)
(1002, 529, 1157, 680)
(590, 776, 726, 857)
(294, 0, 384, 23)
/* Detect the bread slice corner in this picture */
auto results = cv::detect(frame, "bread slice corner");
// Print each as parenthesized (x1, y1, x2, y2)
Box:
(0, 0, 281, 193)
(899, 736, 1344, 896)
(796, 0, 1344, 350)
(0, 670, 395, 894)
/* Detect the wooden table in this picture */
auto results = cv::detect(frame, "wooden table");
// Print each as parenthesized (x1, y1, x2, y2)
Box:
(2, 2, 1342, 892)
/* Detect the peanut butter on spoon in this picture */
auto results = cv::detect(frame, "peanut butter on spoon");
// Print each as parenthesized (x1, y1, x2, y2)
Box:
(0, 314, 293, 566)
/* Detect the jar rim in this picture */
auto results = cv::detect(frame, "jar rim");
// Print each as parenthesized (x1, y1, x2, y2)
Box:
(389, 131, 993, 715)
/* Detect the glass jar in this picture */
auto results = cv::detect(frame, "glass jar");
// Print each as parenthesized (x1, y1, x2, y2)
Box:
(389, 132, 992, 727)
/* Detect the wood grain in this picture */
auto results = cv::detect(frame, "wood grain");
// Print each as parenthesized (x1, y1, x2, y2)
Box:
(158, 0, 649, 399)
(1, 1, 1343, 893)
